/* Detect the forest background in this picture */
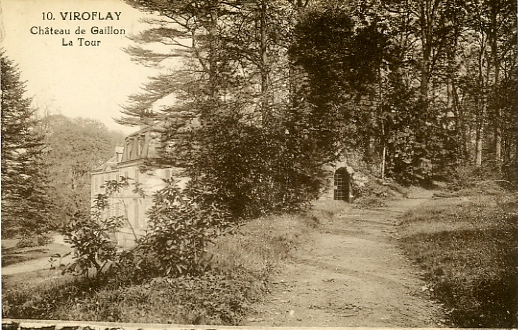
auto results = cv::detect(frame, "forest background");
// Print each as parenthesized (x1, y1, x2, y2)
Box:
(2, 0, 517, 236)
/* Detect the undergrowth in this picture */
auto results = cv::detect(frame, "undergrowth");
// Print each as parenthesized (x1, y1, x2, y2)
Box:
(398, 190, 518, 327)
(2, 211, 318, 325)
(353, 177, 409, 209)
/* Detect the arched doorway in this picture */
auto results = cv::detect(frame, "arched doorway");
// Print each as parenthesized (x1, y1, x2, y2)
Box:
(334, 167, 351, 202)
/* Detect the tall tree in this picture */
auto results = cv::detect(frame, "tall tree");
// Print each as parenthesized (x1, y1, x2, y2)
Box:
(291, 2, 390, 171)
(1, 51, 52, 237)
(453, 0, 517, 168)
(41, 114, 125, 225)
(121, 0, 333, 217)
(122, 0, 516, 195)
(477, 0, 516, 164)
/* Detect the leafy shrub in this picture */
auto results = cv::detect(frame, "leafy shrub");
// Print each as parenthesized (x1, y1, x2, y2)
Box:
(179, 108, 326, 219)
(61, 178, 130, 278)
(15, 233, 53, 248)
(62, 213, 123, 278)
(135, 179, 233, 277)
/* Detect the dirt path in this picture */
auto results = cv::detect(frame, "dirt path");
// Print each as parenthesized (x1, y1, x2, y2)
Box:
(1, 235, 72, 276)
(246, 191, 445, 327)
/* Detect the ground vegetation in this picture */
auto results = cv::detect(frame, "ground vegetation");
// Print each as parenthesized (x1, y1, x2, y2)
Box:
(398, 185, 518, 327)
(2, 208, 315, 324)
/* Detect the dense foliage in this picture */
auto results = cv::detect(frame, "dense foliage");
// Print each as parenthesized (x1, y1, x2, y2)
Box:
(1, 51, 52, 238)
(135, 180, 234, 277)
(292, 0, 517, 183)
(42, 114, 125, 226)
(120, 0, 517, 218)
(62, 200, 123, 278)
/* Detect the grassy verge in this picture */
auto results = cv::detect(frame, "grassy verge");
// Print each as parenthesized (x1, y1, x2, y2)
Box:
(398, 191, 518, 327)
(2, 211, 320, 325)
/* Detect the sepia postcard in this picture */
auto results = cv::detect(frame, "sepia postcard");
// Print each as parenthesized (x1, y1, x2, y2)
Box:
(1, 0, 516, 328)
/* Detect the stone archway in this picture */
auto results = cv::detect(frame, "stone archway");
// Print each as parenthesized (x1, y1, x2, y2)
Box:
(333, 167, 351, 202)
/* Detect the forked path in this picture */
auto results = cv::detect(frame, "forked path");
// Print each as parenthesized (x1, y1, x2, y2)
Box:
(247, 190, 444, 327)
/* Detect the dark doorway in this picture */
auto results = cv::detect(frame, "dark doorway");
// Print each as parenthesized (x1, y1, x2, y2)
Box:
(334, 167, 351, 202)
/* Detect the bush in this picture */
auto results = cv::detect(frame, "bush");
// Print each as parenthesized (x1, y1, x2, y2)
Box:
(15, 233, 53, 248)
(180, 108, 327, 219)
(134, 180, 234, 277)
(62, 182, 127, 279)
(62, 212, 123, 278)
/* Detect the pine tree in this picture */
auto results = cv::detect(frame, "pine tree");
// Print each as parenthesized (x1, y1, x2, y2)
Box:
(121, 1, 331, 217)
(1, 50, 52, 237)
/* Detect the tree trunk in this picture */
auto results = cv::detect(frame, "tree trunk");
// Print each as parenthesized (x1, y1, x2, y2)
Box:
(207, 2, 219, 107)
(381, 144, 386, 179)
(419, 1, 431, 107)
(475, 103, 485, 166)
(490, 4, 502, 163)
(260, 0, 269, 124)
